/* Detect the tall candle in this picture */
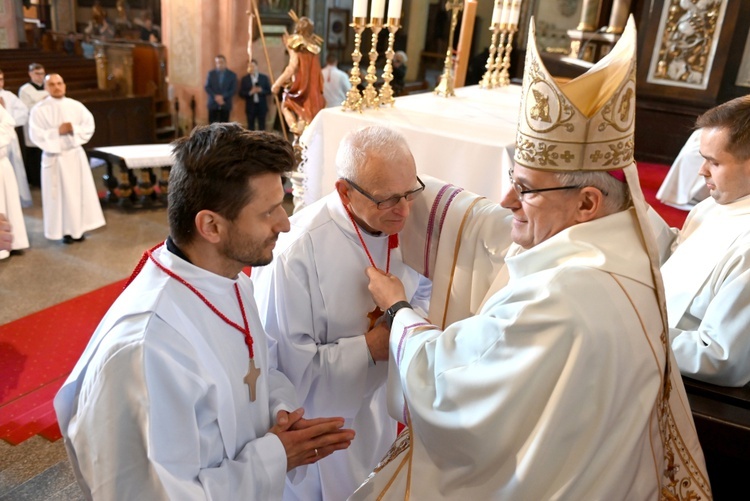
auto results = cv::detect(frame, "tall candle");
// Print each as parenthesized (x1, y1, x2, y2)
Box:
(387, 0, 403, 19)
(491, 0, 503, 25)
(500, 0, 512, 26)
(508, 0, 523, 27)
(353, 0, 368, 18)
(371, 0, 386, 19)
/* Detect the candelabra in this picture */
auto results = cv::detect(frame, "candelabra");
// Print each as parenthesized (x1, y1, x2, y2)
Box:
(434, 0, 463, 97)
(498, 26, 517, 87)
(363, 18, 383, 108)
(343, 18, 366, 112)
(480, 24, 501, 89)
(378, 18, 401, 106)
(490, 27, 507, 87)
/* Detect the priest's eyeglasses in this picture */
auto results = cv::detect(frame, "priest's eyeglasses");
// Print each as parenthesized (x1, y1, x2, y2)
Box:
(508, 170, 580, 201)
(345, 177, 426, 210)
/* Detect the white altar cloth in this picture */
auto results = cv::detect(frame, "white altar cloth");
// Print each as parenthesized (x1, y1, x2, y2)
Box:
(92, 144, 175, 169)
(298, 84, 522, 207)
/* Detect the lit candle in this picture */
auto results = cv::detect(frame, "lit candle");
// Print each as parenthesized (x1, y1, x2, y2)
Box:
(491, 0, 503, 25)
(500, 0, 512, 27)
(508, 0, 523, 27)
(387, 0, 403, 19)
(353, 0, 368, 19)
(371, 0, 386, 19)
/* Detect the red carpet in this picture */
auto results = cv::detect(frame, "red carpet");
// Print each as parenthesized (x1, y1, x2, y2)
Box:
(0, 279, 127, 445)
(637, 161, 688, 229)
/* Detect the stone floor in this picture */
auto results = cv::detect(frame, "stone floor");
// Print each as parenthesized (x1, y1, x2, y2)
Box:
(0, 176, 293, 499)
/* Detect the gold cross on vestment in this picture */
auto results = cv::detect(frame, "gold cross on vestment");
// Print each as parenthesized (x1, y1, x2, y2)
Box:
(367, 306, 383, 331)
(244, 358, 261, 402)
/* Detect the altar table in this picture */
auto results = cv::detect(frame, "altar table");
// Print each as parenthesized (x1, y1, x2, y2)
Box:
(298, 84, 523, 208)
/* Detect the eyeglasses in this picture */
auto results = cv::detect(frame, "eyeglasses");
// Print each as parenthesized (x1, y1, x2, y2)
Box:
(344, 176, 425, 210)
(508, 170, 580, 201)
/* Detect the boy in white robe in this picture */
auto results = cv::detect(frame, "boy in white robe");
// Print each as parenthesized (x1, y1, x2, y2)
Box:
(651, 96, 750, 387)
(351, 17, 711, 500)
(54, 124, 355, 500)
(29, 73, 105, 243)
(0, 104, 29, 259)
(17, 62, 47, 187)
(253, 126, 431, 501)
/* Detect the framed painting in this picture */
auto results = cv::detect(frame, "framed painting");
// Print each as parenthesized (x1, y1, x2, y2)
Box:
(327, 8, 349, 49)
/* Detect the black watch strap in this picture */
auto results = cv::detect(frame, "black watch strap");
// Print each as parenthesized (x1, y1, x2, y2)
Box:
(386, 301, 412, 329)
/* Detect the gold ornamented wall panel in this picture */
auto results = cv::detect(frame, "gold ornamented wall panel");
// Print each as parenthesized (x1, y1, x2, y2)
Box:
(646, 0, 728, 90)
(168, 0, 200, 87)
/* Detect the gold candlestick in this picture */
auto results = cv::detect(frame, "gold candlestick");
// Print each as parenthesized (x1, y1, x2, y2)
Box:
(363, 18, 383, 108)
(498, 26, 517, 87)
(343, 18, 367, 113)
(490, 27, 507, 87)
(378, 18, 401, 107)
(480, 24, 501, 89)
(434, 0, 463, 97)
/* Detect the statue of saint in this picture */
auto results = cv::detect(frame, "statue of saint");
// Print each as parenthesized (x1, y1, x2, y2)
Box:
(271, 12, 325, 136)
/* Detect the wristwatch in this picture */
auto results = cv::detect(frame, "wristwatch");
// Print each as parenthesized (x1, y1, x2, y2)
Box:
(385, 301, 412, 329)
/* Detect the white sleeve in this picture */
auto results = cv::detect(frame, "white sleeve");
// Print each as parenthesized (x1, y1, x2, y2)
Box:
(5, 93, 29, 126)
(670, 244, 750, 387)
(69, 103, 95, 147)
(67, 315, 288, 500)
(29, 106, 62, 154)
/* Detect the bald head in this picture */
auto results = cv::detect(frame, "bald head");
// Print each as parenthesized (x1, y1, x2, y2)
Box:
(45, 73, 66, 99)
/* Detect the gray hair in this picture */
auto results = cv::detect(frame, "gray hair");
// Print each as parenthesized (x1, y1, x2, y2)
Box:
(335, 126, 411, 181)
(554, 170, 632, 214)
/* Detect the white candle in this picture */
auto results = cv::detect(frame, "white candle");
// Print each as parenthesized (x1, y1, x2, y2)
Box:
(491, 0, 503, 25)
(387, 0, 403, 19)
(508, 0, 523, 27)
(371, 0, 386, 19)
(353, 0, 368, 18)
(500, 0, 512, 26)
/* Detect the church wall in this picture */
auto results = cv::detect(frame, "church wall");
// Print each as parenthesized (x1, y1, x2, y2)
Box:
(0, 0, 19, 49)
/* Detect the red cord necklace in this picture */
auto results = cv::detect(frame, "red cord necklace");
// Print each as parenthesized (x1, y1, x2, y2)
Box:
(128, 241, 261, 402)
(344, 204, 399, 330)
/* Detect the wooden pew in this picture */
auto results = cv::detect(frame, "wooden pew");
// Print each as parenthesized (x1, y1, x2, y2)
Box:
(683, 377, 750, 498)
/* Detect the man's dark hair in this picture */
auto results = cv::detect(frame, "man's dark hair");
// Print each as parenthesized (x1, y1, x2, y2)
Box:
(325, 53, 338, 65)
(168, 123, 295, 245)
(28, 63, 44, 72)
(696, 95, 750, 160)
(215, 54, 226, 61)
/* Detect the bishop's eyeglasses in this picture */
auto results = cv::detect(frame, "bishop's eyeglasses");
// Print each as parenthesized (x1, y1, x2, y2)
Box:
(508, 169, 580, 201)
(344, 176, 426, 210)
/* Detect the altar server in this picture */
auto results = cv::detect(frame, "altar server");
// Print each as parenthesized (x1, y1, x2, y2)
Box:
(653, 95, 750, 387)
(0, 104, 29, 259)
(29, 73, 105, 243)
(55, 124, 354, 500)
(351, 17, 711, 500)
(253, 125, 431, 501)
(0, 69, 32, 207)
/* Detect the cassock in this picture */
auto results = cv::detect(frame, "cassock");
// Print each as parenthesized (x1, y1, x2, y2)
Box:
(54, 243, 298, 500)
(656, 129, 709, 210)
(29, 96, 105, 240)
(0, 105, 29, 259)
(0, 89, 31, 206)
(253, 192, 431, 501)
(659, 195, 750, 387)
(349, 177, 711, 500)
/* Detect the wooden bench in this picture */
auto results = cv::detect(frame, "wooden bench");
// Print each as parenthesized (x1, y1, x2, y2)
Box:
(683, 377, 750, 498)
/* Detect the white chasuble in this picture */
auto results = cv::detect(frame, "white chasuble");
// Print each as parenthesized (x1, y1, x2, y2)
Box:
(350, 179, 710, 500)
(30, 96, 105, 240)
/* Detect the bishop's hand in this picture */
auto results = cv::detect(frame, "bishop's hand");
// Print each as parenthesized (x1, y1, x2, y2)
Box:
(365, 266, 407, 311)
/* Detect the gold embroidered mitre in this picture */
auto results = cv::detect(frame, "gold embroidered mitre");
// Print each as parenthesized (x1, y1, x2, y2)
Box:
(515, 16, 637, 172)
